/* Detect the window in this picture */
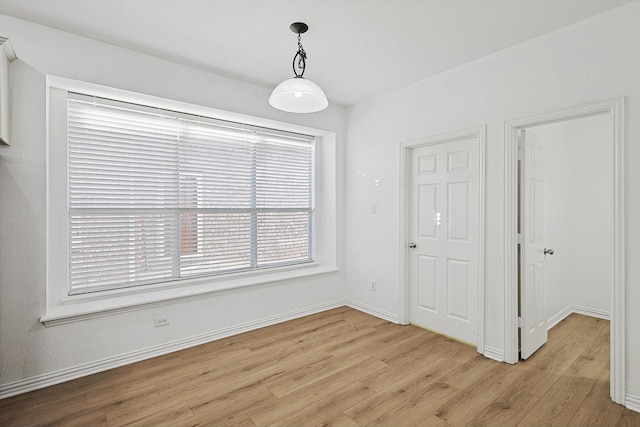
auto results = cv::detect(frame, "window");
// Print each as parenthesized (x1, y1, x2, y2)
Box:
(67, 94, 315, 295)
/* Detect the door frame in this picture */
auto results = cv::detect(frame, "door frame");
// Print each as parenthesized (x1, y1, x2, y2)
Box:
(503, 98, 625, 404)
(399, 127, 486, 352)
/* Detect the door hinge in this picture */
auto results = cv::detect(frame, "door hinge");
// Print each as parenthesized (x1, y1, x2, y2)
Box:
(518, 317, 524, 328)
(517, 233, 523, 245)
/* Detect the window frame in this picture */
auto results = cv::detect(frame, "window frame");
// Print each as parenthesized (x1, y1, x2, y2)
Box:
(66, 93, 317, 294)
(43, 76, 338, 326)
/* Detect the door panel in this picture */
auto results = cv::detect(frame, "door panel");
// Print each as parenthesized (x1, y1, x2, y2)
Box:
(409, 137, 479, 345)
(448, 182, 470, 241)
(418, 255, 437, 311)
(419, 184, 438, 238)
(447, 258, 470, 321)
(520, 129, 548, 359)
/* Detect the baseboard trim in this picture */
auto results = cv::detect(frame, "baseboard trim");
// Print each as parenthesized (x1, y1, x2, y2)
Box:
(483, 346, 505, 363)
(346, 301, 400, 324)
(571, 305, 610, 320)
(0, 300, 345, 400)
(548, 305, 610, 331)
(626, 394, 640, 413)
(547, 305, 573, 330)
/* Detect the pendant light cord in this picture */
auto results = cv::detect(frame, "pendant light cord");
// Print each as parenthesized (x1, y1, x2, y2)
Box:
(292, 33, 307, 78)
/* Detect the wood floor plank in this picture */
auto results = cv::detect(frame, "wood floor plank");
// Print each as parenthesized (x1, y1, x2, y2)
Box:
(567, 379, 624, 426)
(1, 309, 639, 426)
(420, 414, 454, 427)
(266, 381, 375, 427)
(0, 393, 32, 426)
(468, 365, 544, 427)
(617, 409, 640, 426)
(360, 350, 460, 393)
(151, 347, 256, 395)
(373, 331, 438, 364)
(366, 380, 459, 426)
(167, 358, 283, 409)
(241, 308, 356, 351)
(565, 317, 610, 381)
(517, 375, 597, 427)
(181, 411, 256, 427)
(344, 356, 458, 425)
(321, 413, 361, 427)
(319, 323, 397, 356)
(85, 381, 158, 407)
(175, 337, 251, 365)
(0, 389, 88, 426)
(434, 361, 524, 426)
(438, 353, 507, 390)
(107, 400, 193, 427)
(262, 345, 379, 398)
(288, 322, 377, 353)
(248, 358, 386, 426)
(276, 319, 356, 348)
(187, 383, 275, 425)
(251, 341, 332, 368)
(40, 409, 108, 427)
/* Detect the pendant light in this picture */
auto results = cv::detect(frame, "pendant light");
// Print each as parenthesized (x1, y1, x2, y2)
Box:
(269, 22, 328, 113)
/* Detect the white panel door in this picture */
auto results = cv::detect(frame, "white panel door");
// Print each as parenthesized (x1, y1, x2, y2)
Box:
(409, 137, 479, 345)
(520, 129, 548, 359)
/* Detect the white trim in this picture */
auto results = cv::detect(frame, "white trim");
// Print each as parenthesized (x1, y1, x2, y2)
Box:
(398, 127, 486, 351)
(41, 266, 340, 327)
(0, 37, 16, 146)
(0, 300, 345, 399)
(346, 301, 400, 324)
(503, 116, 519, 365)
(483, 346, 505, 362)
(626, 394, 640, 414)
(477, 127, 486, 353)
(503, 97, 625, 404)
(547, 305, 610, 331)
(398, 136, 411, 326)
(0, 37, 17, 62)
(571, 305, 610, 321)
(547, 305, 573, 330)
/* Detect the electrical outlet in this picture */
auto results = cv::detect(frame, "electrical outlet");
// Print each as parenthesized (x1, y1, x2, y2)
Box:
(370, 280, 376, 291)
(154, 316, 170, 327)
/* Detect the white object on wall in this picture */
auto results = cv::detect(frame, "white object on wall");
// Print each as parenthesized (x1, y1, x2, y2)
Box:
(0, 36, 17, 146)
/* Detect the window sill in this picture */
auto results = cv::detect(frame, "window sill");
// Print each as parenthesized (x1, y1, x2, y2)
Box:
(41, 264, 338, 327)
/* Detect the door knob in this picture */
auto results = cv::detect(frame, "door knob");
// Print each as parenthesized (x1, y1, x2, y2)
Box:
(544, 248, 554, 255)
(409, 242, 417, 249)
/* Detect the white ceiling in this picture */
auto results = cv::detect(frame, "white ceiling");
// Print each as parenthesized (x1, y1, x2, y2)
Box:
(0, 0, 631, 107)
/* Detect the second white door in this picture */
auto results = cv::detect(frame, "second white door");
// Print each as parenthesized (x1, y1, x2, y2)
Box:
(409, 136, 480, 345)
(519, 129, 548, 359)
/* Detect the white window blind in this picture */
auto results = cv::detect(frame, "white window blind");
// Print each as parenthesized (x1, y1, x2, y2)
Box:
(67, 94, 315, 294)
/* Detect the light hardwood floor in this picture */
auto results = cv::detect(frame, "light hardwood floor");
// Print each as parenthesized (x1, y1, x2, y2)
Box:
(1, 307, 638, 426)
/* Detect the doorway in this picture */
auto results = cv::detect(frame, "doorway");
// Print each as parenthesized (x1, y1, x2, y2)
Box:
(518, 114, 612, 360)
(504, 98, 625, 404)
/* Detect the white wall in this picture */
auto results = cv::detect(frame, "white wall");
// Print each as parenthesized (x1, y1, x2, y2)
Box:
(345, 1, 640, 402)
(526, 115, 611, 322)
(0, 14, 346, 394)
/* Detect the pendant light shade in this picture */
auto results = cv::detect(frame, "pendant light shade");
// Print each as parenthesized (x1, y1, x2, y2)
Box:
(269, 77, 328, 113)
(270, 22, 328, 113)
